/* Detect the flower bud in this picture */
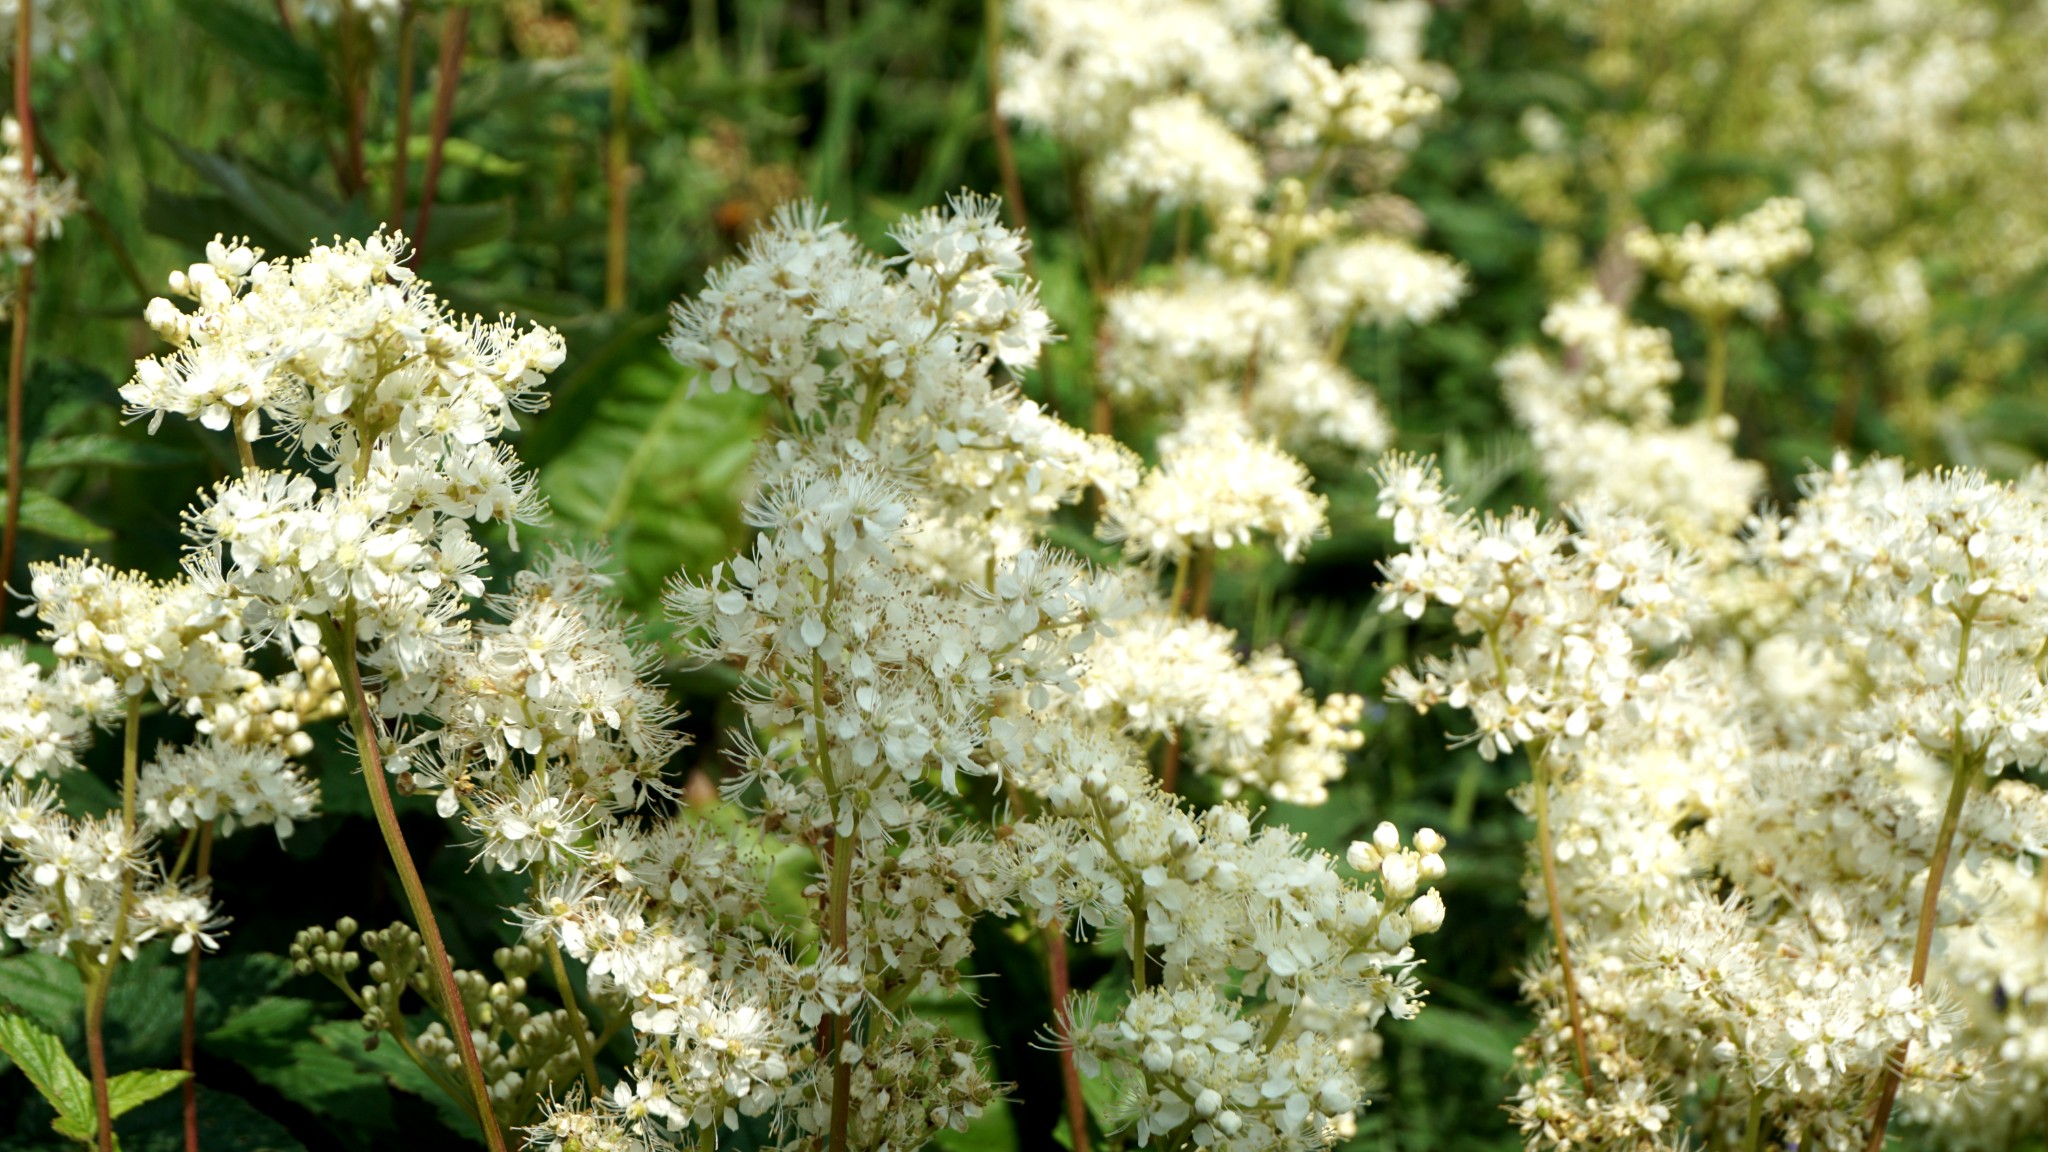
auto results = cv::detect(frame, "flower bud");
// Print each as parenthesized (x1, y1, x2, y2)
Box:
(1410, 890, 1445, 934)
(1373, 821, 1402, 853)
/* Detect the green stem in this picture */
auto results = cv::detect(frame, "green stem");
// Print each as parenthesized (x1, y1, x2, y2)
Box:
(1862, 738, 1976, 1151)
(1530, 746, 1593, 1087)
(1743, 1089, 1766, 1152)
(320, 617, 510, 1152)
(1702, 319, 1729, 422)
(181, 822, 214, 1152)
(85, 695, 143, 1152)
(544, 935, 604, 1097)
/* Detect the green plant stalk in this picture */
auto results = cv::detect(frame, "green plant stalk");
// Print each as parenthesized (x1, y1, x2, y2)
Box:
(1743, 1088, 1765, 1152)
(84, 696, 143, 1152)
(1531, 745, 1593, 1088)
(1702, 318, 1729, 422)
(181, 821, 214, 1152)
(1862, 736, 1976, 1151)
(543, 934, 604, 1097)
(320, 616, 509, 1152)
(603, 0, 632, 311)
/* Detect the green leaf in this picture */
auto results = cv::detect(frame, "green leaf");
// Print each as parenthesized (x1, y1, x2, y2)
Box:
(18, 488, 112, 543)
(311, 1019, 482, 1142)
(537, 353, 765, 610)
(159, 138, 358, 252)
(0, 953, 84, 1037)
(0, 1010, 93, 1126)
(170, 0, 328, 101)
(203, 997, 396, 1137)
(1396, 1005, 1524, 1072)
(22, 435, 200, 473)
(106, 1068, 192, 1117)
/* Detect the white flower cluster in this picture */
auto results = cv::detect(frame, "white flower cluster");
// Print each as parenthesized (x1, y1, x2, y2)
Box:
(1103, 404, 1329, 566)
(1386, 427, 2048, 1146)
(1094, 94, 1267, 215)
(0, 115, 77, 267)
(1099, 274, 1391, 458)
(1067, 612, 1364, 804)
(487, 195, 1439, 1151)
(295, 0, 404, 33)
(0, 647, 116, 779)
(1008, 732, 1443, 1150)
(1275, 42, 1443, 150)
(125, 233, 560, 687)
(1626, 197, 1812, 323)
(1501, 290, 1765, 544)
(1296, 234, 1468, 332)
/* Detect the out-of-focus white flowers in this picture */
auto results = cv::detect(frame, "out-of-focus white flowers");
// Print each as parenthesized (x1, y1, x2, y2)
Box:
(1627, 197, 1812, 323)
(0, 116, 76, 268)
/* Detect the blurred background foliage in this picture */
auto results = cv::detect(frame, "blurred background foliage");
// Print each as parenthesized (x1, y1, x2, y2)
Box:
(3, 0, 2044, 1149)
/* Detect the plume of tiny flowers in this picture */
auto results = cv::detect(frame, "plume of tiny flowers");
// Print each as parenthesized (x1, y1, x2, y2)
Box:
(1625, 197, 1812, 324)
(124, 230, 561, 686)
(0, 115, 76, 268)
(1101, 403, 1329, 565)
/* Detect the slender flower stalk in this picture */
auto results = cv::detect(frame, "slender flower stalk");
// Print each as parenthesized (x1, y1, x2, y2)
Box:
(1046, 928, 1091, 1152)
(983, 0, 1028, 240)
(180, 821, 214, 1152)
(84, 697, 143, 1152)
(602, 0, 632, 310)
(389, 1, 418, 227)
(1530, 746, 1593, 1087)
(412, 4, 469, 266)
(321, 615, 509, 1152)
(2, 0, 34, 603)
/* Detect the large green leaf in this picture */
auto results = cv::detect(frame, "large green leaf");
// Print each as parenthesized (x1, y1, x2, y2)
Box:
(0, 1010, 92, 1121)
(20, 435, 200, 474)
(170, 0, 328, 101)
(536, 351, 765, 610)
(50, 1068, 192, 1143)
(203, 997, 396, 1138)
(0, 953, 84, 1037)
(311, 1018, 482, 1142)
(18, 488, 113, 544)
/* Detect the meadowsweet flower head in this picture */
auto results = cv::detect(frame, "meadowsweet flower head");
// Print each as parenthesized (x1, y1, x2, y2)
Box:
(1627, 197, 1812, 323)
(0, 115, 76, 267)
(1103, 404, 1329, 564)
(1297, 234, 1469, 331)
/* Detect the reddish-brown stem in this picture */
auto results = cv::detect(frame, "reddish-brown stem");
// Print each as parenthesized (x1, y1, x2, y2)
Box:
(273, 0, 295, 35)
(340, 10, 367, 195)
(983, 0, 1028, 242)
(1863, 743, 1975, 1151)
(412, 5, 470, 266)
(1159, 732, 1182, 796)
(3, 265, 29, 600)
(601, 0, 632, 310)
(1531, 750, 1594, 1087)
(3, 0, 33, 604)
(85, 987, 113, 1152)
(1046, 928, 1091, 1152)
(389, 2, 418, 227)
(323, 618, 508, 1152)
(181, 822, 215, 1152)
